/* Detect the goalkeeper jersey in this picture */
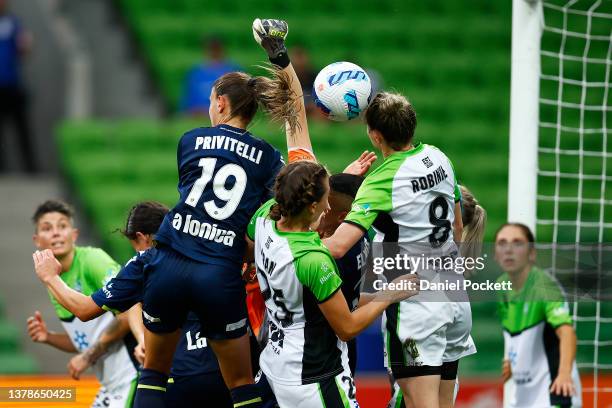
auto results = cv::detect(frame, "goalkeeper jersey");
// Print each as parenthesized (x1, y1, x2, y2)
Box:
(497, 267, 582, 408)
(344, 143, 460, 246)
(248, 200, 347, 386)
(48, 247, 138, 390)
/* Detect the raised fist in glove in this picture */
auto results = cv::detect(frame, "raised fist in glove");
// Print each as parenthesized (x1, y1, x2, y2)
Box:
(252, 18, 289, 62)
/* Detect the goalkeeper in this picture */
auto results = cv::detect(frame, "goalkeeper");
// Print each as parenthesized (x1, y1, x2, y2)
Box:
(495, 223, 582, 408)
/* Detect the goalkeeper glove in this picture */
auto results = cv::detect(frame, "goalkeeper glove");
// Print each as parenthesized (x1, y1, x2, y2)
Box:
(252, 18, 290, 68)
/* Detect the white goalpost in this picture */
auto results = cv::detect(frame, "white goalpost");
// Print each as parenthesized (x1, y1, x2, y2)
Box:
(509, 0, 611, 407)
(509, 0, 542, 232)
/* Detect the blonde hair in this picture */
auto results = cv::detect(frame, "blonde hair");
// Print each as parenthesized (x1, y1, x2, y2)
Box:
(460, 185, 487, 261)
(214, 65, 301, 134)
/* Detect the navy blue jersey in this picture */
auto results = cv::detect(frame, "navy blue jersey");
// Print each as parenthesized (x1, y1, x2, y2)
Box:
(91, 248, 156, 313)
(336, 237, 370, 311)
(155, 125, 284, 267)
(170, 313, 220, 377)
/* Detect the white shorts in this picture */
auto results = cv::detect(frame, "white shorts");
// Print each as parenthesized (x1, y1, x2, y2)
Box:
(91, 379, 137, 408)
(260, 366, 358, 408)
(383, 300, 476, 378)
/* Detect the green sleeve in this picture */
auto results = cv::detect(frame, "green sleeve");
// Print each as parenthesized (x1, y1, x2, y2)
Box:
(448, 157, 461, 203)
(247, 199, 276, 241)
(344, 169, 393, 231)
(537, 273, 572, 328)
(454, 182, 462, 203)
(497, 300, 507, 323)
(85, 248, 120, 291)
(543, 300, 572, 328)
(295, 251, 343, 303)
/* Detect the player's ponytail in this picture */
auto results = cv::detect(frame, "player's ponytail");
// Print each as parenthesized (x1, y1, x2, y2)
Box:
(121, 201, 169, 240)
(459, 185, 487, 262)
(269, 161, 329, 221)
(213, 66, 300, 134)
(250, 65, 300, 135)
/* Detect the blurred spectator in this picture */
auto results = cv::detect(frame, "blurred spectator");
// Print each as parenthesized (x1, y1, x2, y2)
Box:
(291, 45, 327, 119)
(290, 46, 316, 100)
(344, 52, 384, 95)
(365, 67, 383, 96)
(0, 0, 36, 173)
(180, 37, 241, 116)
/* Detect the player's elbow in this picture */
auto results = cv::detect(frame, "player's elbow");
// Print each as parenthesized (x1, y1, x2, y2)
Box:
(327, 241, 349, 259)
(74, 310, 94, 322)
(556, 324, 577, 342)
(334, 325, 357, 342)
(338, 333, 355, 342)
(75, 307, 103, 322)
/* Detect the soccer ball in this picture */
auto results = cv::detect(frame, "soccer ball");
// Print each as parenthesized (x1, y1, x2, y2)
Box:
(312, 61, 373, 122)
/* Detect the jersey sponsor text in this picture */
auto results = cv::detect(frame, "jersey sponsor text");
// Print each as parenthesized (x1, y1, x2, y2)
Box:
(171, 212, 236, 247)
(185, 330, 208, 351)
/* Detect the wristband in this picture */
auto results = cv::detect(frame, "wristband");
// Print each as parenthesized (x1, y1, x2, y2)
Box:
(269, 52, 290, 69)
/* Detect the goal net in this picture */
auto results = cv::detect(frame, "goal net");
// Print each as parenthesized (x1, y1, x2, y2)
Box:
(509, 0, 611, 406)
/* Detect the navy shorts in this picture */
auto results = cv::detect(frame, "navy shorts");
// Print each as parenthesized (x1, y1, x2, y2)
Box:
(142, 246, 248, 339)
(166, 372, 232, 408)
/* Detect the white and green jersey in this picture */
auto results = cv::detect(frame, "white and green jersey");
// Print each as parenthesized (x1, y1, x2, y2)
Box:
(344, 143, 460, 246)
(497, 267, 582, 408)
(49, 247, 138, 393)
(248, 200, 348, 386)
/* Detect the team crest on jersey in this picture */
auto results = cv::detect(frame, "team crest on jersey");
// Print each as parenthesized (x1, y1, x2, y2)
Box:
(552, 302, 570, 316)
(422, 156, 434, 168)
(351, 203, 370, 214)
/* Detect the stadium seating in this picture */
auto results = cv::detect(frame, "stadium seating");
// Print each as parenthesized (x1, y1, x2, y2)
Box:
(59, 0, 513, 376)
(0, 304, 38, 373)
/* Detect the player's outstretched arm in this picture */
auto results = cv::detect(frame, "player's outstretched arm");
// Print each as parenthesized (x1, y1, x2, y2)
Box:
(26, 311, 77, 353)
(253, 18, 313, 158)
(357, 292, 376, 308)
(550, 324, 577, 397)
(502, 359, 512, 382)
(33, 249, 104, 321)
(343, 151, 378, 177)
(323, 222, 365, 259)
(319, 274, 418, 341)
(453, 202, 463, 243)
(126, 303, 146, 364)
